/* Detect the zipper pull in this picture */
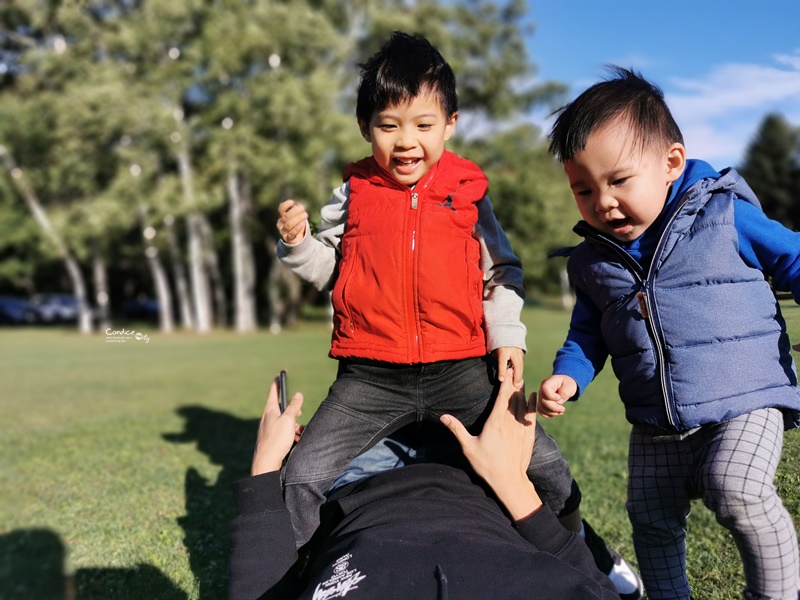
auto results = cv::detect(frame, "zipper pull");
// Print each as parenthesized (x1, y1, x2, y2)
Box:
(411, 192, 418, 209)
(636, 291, 649, 319)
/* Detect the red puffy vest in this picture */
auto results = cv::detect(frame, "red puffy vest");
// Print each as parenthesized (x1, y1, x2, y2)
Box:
(330, 151, 489, 364)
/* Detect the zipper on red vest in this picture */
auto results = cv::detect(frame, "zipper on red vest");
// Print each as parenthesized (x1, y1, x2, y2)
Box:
(407, 170, 436, 361)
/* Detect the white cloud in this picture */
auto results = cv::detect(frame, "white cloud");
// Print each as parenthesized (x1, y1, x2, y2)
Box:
(516, 50, 800, 168)
(664, 50, 800, 166)
(776, 49, 800, 69)
(679, 122, 755, 168)
(667, 62, 800, 117)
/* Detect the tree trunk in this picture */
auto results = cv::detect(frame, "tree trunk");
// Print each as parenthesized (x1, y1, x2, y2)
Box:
(227, 159, 257, 332)
(145, 245, 174, 333)
(198, 213, 227, 328)
(0, 146, 93, 334)
(163, 214, 195, 330)
(559, 265, 574, 311)
(266, 237, 302, 334)
(186, 212, 212, 333)
(174, 133, 212, 333)
(140, 204, 174, 333)
(92, 251, 111, 331)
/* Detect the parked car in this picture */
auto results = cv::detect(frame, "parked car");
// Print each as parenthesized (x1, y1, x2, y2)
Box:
(0, 296, 38, 325)
(121, 298, 160, 322)
(29, 294, 82, 323)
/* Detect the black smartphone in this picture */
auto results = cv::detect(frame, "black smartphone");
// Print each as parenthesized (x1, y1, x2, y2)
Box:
(279, 370, 288, 413)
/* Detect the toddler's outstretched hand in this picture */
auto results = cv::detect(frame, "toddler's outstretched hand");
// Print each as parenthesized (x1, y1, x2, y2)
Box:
(494, 346, 524, 387)
(537, 374, 577, 418)
(277, 199, 309, 245)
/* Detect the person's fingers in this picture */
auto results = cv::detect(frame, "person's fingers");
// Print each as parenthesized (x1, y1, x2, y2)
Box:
(489, 367, 517, 420)
(540, 376, 557, 394)
(509, 379, 527, 422)
(276, 200, 308, 242)
(263, 378, 281, 419)
(523, 392, 538, 428)
(512, 357, 524, 387)
(286, 204, 306, 222)
(289, 222, 306, 240)
(515, 369, 524, 388)
(284, 392, 304, 417)
(527, 391, 538, 414)
(440, 413, 474, 452)
(497, 359, 508, 382)
(284, 220, 306, 243)
(536, 398, 561, 418)
(560, 377, 578, 401)
(277, 199, 295, 215)
(539, 377, 569, 403)
(495, 367, 531, 425)
(500, 367, 525, 421)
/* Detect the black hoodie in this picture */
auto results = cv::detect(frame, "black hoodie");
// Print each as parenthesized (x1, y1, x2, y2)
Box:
(229, 463, 617, 600)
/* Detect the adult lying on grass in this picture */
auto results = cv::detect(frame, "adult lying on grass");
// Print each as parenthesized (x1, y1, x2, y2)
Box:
(228, 371, 618, 600)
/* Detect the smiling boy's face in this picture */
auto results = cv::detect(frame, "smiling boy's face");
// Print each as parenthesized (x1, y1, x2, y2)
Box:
(564, 116, 686, 242)
(359, 88, 457, 187)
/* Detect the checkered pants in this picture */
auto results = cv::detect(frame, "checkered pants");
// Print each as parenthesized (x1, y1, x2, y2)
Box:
(627, 408, 800, 600)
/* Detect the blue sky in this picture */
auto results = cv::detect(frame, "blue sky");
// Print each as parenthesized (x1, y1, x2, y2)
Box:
(525, 0, 800, 168)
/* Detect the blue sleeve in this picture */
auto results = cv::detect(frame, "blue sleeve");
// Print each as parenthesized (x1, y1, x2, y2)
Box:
(735, 200, 800, 302)
(552, 287, 609, 396)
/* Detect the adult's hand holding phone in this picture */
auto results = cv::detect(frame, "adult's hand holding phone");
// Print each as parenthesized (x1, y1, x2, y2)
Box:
(251, 376, 304, 476)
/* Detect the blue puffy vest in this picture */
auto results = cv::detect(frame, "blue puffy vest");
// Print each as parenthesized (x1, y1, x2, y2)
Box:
(568, 169, 800, 431)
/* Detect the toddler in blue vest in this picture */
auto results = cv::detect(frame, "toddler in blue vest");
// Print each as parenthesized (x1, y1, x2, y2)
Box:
(539, 66, 800, 600)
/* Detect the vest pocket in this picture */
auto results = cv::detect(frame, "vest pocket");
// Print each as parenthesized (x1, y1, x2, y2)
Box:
(332, 238, 359, 336)
(417, 237, 484, 343)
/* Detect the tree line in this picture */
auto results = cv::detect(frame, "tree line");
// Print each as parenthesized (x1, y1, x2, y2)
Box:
(0, 0, 583, 334)
(1, 1, 796, 335)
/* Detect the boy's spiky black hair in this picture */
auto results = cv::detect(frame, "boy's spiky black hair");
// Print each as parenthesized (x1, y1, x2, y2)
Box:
(548, 66, 684, 162)
(356, 31, 457, 124)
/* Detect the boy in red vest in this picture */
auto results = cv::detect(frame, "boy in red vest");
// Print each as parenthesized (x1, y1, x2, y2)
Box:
(276, 31, 642, 599)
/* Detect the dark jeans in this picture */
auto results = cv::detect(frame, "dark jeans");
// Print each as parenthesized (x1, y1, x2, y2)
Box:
(283, 356, 576, 547)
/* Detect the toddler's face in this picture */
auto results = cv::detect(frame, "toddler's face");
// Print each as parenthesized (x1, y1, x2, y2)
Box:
(564, 117, 684, 243)
(360, 90, 456, 186)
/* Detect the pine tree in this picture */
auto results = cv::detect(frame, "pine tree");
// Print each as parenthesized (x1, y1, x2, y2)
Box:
(739, 113, 800, 229)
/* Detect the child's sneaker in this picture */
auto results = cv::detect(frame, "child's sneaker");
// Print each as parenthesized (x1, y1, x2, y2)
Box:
(605, 545, 644, 600)
(580, 519, 643, 600)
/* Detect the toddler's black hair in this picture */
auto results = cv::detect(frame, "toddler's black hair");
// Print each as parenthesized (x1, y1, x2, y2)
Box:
(549, 66, 684, 162)
(356, 31, 457, 124)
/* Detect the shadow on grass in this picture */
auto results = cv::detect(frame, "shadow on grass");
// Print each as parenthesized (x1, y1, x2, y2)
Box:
(0, 528, 186, 600)
(163, 406, 258, 600)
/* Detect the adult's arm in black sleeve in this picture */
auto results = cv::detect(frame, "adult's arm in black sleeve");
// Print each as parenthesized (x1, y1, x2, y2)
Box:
(515, 507, 619, 599)
(229, 472, 299, 600)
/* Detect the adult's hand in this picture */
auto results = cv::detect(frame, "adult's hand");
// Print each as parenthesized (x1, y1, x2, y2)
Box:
(251, 376, 304, 476)
(440, 369, 542, 521)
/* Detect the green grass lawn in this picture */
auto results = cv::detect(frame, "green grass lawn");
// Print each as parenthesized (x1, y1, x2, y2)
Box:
(1, 305, 799, 599)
